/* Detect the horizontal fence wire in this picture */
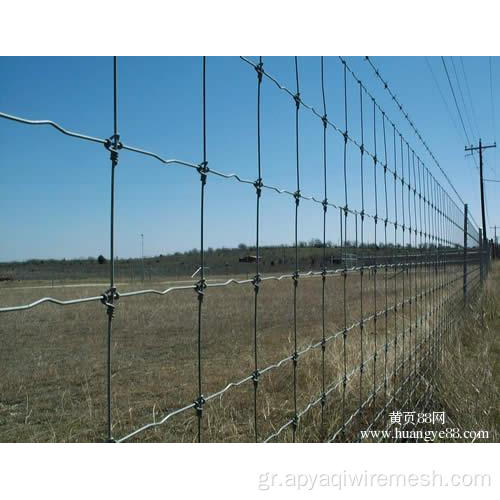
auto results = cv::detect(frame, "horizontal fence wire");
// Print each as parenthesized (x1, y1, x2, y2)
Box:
(0, 56, 490, 443)
(364, 57, 471, 215)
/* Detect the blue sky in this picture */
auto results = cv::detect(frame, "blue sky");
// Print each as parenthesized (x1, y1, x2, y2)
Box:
(0, 56, 498, 261)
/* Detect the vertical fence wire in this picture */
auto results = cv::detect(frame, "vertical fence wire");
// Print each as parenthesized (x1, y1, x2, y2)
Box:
(382, 111, 389, 427)
(104, 55, 120, 442)
(432, 175, 438, 375)
(406, 142, 413, 405)
(252, 56, 263, 443)
(195, 56, 208, 443)
(357, 81, 365, 432)
(292, 56, 301, 442)
(399, 133, 406, 405)
(392, 124, 399, 413)
(424, 167, 431, 381)
(417, 156, 424, 393)
(411, 151, 418, 394)
(430, 169, 436, 387)
(341, 59, 349, 439)
(372, 97, 379, 417)
(320, 56, 328, 432)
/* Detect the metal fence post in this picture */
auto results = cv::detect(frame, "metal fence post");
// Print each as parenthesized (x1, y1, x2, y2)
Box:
(487, 239, 491, 277)
(463, 204, 468, 302)
(479, 228, 484, 286)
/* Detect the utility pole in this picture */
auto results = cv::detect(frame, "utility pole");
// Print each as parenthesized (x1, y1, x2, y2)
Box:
(465, 139, 496, 242)
(491, 225, 498, 245)
(491, 225, 498, 259)
(141, 233, 145, 282)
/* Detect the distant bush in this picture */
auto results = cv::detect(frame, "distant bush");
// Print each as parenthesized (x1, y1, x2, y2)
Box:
(97, 255, 106, 265)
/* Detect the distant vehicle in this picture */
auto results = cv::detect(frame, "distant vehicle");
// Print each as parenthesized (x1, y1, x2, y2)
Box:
(238, 255, 262, 263)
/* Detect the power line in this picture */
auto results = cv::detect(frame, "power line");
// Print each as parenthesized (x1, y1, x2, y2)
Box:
(489, 57, 497, 139)
(425, 57, 465, 145)
(442, 56, 480, 178)
(365, 56, 466, 208)
(441, 56, 472, 147)
(459, 57, 481, 139)
(450, 56, 477, 141)
(489, 57, 497, 176)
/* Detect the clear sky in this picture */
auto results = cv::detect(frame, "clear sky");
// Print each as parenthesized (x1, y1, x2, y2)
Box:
(0, 56, 498, 262)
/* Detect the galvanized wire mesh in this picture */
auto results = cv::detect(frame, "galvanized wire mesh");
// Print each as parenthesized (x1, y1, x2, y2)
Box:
(0, 56, 490, 442)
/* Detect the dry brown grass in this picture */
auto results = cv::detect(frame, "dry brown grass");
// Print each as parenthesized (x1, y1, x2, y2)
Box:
(0, 262, 481, 442)
(429, 262, 500, 441)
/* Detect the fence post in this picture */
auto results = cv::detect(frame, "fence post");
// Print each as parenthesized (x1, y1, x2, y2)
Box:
(463, 204, 468, 302)
(487, 239, 491, 277)
(479, 228, 484, 286)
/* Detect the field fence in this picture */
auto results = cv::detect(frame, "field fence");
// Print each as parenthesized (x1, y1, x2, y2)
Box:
(0, 56, 492, 442)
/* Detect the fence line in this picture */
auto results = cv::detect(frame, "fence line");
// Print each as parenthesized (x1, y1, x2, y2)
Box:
(0, 56, 490, 442)
(364, 56, 476, 222)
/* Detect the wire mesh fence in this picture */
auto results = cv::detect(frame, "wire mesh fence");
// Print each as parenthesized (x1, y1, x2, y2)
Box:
(0, 56, 492, 442)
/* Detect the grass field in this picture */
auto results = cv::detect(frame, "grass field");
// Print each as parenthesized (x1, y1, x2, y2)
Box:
(0, 257, 495, 442)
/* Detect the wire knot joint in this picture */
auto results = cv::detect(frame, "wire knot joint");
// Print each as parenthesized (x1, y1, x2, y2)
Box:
(101, 287, 119, 318)
(320, 392, 326, 407)
(104, 134, 123, 163)
(255, 61, 264, 83)
(252, 274, 261, 292)
(293, 92, 301, 109)
(194, 396, 205, 418)
(294, 190, 301, 206)
(197, 161, 209, 184)
(321, 338, 326, 351)
(195, 279, 207, 301)
(252, 370, 260, 386)
(254, 177, 263, 197)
